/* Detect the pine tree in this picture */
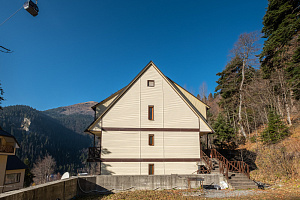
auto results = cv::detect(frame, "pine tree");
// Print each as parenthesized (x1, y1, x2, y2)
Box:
(0, 81, 3, 110)
(260, 0, 300, 100)
(212, 113, 236, 149)
(261, 109, 289, 144)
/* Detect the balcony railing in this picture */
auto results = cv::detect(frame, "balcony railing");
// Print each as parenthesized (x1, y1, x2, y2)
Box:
(87, 147, 101, 162)
(0, 145, 14, 153)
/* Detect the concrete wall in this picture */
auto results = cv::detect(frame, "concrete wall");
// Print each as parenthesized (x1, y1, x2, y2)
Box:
(79, 174, 226, 193)
(0, 174, 227, 199)
(0, 177, 77, 200)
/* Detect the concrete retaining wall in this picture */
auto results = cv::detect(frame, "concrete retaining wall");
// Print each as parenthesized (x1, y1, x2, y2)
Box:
(78, 174, 226, 193)
(0, 177, 77, 200)
(0, 174, 226, 199)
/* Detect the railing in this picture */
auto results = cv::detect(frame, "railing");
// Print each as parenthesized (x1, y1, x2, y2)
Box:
(0, 145, 14, 153)
(87, 147, 101, 162)
(210, 149, 250, 179)
(229, 161, 250, 178)
(198, 150, 212, 174)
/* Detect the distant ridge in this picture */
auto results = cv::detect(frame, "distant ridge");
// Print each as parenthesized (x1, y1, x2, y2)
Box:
(45, 101, 97, 116)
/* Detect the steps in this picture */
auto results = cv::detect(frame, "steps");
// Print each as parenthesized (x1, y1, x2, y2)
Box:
(200, 149, 258, 190)
(227, 173, 257, 189)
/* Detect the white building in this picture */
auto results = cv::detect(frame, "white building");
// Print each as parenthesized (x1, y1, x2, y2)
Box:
(85, 61, 214, 175)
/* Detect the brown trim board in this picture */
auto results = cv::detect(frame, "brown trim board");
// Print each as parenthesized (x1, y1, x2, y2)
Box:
(101, 158, 201, 162)
(101, 127, 201, 132)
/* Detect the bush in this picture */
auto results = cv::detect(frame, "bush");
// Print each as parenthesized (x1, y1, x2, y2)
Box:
(261, 109, 289, 144)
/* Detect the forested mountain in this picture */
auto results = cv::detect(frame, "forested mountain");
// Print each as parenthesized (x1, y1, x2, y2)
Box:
(0, 105, 93, 173)
(43, 101, 96, 135)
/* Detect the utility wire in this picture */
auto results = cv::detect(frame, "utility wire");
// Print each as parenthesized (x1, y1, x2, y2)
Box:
(0, 6, 23, 27)
(0, 46, 13, 53)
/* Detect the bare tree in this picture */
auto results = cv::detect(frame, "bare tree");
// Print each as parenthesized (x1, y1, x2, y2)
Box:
(32, 154, 56, 185)
(199, 82, 208, 103)
(231, 31, 260, 138)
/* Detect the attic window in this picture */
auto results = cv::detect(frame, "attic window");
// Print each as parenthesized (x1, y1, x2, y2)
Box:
(147, 80, 155, 87)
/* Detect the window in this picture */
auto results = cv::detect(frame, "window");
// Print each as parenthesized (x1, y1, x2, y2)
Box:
(148, 106, 154, 120)
(5, 173, 21, 185)
(149, 164, 154, 175)
(147, 80, 155, 87)
(149, 134, 154, 146)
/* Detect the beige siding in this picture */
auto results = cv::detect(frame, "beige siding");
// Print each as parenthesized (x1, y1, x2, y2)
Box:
(102, 131, 140, 159)
(163, 79, 199, 129)
(102, 79, 141, 128)
(3, 169, 25, 192)
(141, 132, 163, 158)
(92, 64, 213, 175)
(103, 162, 198, 175)
(164, 132, 200, 158)
(164, 162, 198, 174)
(140, 162, 165, 175)
(200, 119, 211, 132)
(103, 162, 140, 175)
(140, 66, 163, 128)
(174, 83, 208, 119)
(95, 96, 118, 118)
(0, 155, 7, 193)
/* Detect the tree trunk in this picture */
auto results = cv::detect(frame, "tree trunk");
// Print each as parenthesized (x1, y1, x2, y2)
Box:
(238, 56, 246, 138)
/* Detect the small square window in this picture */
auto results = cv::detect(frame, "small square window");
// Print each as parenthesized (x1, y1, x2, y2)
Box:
(148, 106, 154, 120)
(149, 164, 154, 175)
(149, 134, 154, 146)
(147, 80, 155, 87)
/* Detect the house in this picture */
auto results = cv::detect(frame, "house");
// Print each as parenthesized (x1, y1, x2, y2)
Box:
(85, 61, 214, 175)
(0, 127, 26, 193)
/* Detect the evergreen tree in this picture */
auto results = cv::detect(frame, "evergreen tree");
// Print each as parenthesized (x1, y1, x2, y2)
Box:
(261, 108, 289, 144)
(260, 0, 300, 99)
(212, 113, 236, 149)
(0, 81, 3, 110)
(23, 158, 34, 187)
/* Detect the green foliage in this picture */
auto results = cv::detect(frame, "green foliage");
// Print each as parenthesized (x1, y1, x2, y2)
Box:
(215, 56, 256, 109)
(23, 158, 34, 187)
(261, 109, 289, 144)
(0, 81, 3, 110)
(260, 0, 300, 98)
(250, 135, 257, 143)
(212, 113, 236, 149)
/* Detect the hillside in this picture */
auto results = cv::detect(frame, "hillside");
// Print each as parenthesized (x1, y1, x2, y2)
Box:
(44, 101, 96, 116)
(43, 101, 96, 135)
(0, 105, 93, 173)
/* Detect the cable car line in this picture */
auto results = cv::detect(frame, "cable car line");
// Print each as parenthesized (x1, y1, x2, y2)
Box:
(0, 46, 13, 53)
(0, 6, 23, 27)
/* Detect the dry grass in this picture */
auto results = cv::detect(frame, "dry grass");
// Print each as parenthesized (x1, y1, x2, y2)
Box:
(75, 185, 300, 200)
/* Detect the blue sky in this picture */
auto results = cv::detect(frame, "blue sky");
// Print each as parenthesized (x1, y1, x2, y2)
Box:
(0, 0, 268, 111)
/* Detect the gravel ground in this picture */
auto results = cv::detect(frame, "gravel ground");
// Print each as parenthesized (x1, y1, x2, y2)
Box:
(183, 189, 265, 198)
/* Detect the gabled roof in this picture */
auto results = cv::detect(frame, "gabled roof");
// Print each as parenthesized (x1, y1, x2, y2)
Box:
(87, 61, 214, 133)
(91, 87, 126, 111)
(0, 128, 20, 148)
(6, 155, 27, 170)
(167, 77, 210, 109)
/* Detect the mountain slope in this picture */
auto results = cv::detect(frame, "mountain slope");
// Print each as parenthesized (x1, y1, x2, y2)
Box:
(0, 105, 93, 173)
(43, 101, 96, 135)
